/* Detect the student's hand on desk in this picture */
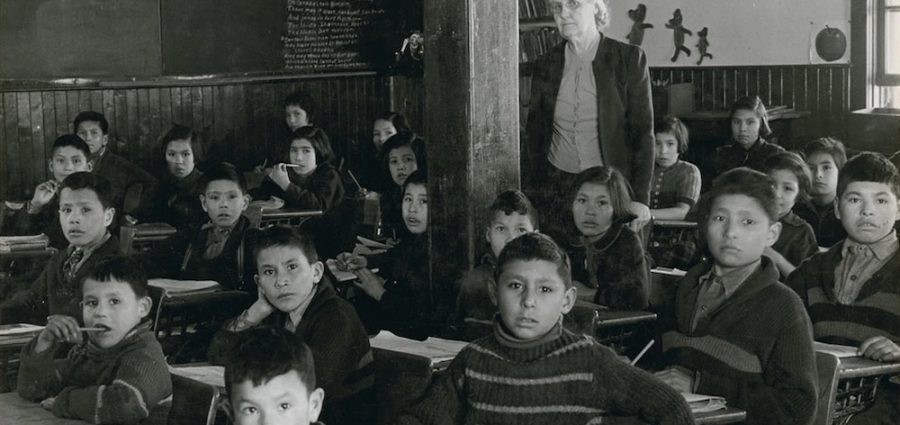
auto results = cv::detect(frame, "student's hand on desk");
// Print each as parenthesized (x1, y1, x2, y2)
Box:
(268, 163, 291, 191)
(335, 252, 367, 271)
(628, 201, 651, 232)
(40, 397, 55, 411)
(353, 268, 386, 301)
(29, 180, 59, 211)
(858, 336, 900, 362)
(36, 315, 82, 353)
(654, 367, 694, 393)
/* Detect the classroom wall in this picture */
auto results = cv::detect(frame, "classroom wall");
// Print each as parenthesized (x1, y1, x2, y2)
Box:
(606, 0, 852, 67)
(0, 76, 393, 200)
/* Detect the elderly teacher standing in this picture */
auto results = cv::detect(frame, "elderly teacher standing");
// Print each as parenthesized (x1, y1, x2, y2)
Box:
(524, 0, 654, 236)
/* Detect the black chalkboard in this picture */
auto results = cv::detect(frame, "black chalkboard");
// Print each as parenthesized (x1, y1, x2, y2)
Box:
(162, 0, 395, 76)
(0, 0, 162, 79)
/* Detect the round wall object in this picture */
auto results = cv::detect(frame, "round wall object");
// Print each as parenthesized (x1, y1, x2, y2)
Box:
(816, 26, 847, 62)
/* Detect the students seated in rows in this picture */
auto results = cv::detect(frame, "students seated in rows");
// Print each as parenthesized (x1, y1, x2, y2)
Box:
(787, 152, 900, 424)
(337, 170, 446, 338)
(455, 190, 538, 340)
(252, 125, 346, 257)
(656, 168, 817, 425)
(0, 173, 120, 325)
(6, 135, 93, 249)
(17, 256, 172, 425)
(565, 166, 649, 309)
(762, 152, 818, 278)
(143, 163, 256, 292)
(649, 116, 701, 221)
(224, 327, 326, 425)
(209, 226, 374, 425)
(711, 96, 784, 180)
(151, 124, 206, 230)
(399, 233, 694, 425)
(794, 137, 848, 248)
(378, 132, 426, 241)
(74, 111, 157, 221)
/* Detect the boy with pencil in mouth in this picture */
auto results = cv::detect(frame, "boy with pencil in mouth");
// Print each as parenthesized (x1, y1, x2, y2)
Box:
(17, 256, 172, 425)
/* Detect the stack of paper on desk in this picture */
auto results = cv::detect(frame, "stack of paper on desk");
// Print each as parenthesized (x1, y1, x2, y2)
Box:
(682, 392, 727, 413)
(149, 279, 221, 296)
(0, 323, 44, 345)
(370, 330, 468, 368)
(0, 234, 49, 252)
(814, 341, 859, 358)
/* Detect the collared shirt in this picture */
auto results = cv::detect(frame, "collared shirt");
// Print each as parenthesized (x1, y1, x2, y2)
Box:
(548, 32, 603, 173)
(202, 221, 236, 259)
(66, 231, 111, 276)
(285, 284, 318, 333)
(691, 260, 760, 331)
(834, 230, 899, 304)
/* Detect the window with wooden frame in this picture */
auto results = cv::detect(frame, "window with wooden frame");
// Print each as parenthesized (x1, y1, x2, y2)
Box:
(876, 0, 900, 86)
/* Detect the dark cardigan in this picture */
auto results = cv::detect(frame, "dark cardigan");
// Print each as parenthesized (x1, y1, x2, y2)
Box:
(566, 218, 649, 310)
(152, 168, 206, 231)
(142, 216, 257, 292)
(92, 150, 158, 216)
(0, 235, 121, 325)
(662, 257, 817, 425)
(772, 211, 818, 274)
(712, 137, 785, 177)
(524, 35, 655, 204)
(208, 281, 376, 425)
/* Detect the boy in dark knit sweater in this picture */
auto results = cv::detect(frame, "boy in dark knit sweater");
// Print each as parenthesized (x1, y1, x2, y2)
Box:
(787, 152, 900, 424)
(657, 168, 817, 425)
(208, 226, 375, 425)
(224, 327, 325, 425)
(17, 256, 172, 425)
(400, 232, 694, 425)
(455, 190, 538, 340)
(0, 173, 121, 325)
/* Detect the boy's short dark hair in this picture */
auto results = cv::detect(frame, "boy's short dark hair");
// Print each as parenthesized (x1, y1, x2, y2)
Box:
(82, 256, 150, 299)
(52, 134, 91, 159)
(837, 152, 900, 199)
(804, 137, 848, 170)
(224, 326, 317, 396)
(201, 162, 247, 193)
(253, 225, 319, 266)
(488, 190, 539, 230)
(60, 172, 113, 209)
(284, 90, 318, 124)
(698, 167, 779, 224)
(402, 169, 427, 195)
(73, 111, 109, 134)
(730, 96, 772, 137)
(290, 126, 335, 165)
(160, 123, 203, 163)
(494, 232, 572, 289)
(380, 131, 427, 178)
(763, 151, 813, 200)
(654, 115, 690, 154)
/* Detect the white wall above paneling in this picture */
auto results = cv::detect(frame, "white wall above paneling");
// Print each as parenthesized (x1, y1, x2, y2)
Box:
(605, 0, 851, 67)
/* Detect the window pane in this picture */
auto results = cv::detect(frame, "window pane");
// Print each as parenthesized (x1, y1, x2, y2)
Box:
(887, 10, 900, 75)
(887, 0, 900, 6)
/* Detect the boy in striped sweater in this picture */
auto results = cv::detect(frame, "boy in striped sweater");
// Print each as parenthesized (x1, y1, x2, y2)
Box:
(657, 168, 818, 425)
(400, 232, 694, 425)
(787, 152, 900, 424)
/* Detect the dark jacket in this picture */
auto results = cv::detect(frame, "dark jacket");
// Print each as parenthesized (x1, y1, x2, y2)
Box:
(6, 194, 66, 249)
(0, 235, 120, 325)
(567, 217, 649, 310)
(525, 35, 655, 204)
(152, 169, 206, 231)
(661, 257, 817, 425)
(712, 137, 784, 177)
(793, 199, 847, 248)
(92, 150, 158, 217)
(209, 281, 376, 425)
(142, 216, 257, 292)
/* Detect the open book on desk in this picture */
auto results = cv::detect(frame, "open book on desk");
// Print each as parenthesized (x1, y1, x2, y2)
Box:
(682, 392, 727, 413)
(370, 330, 468, 369)
(0, 234, 49, 252)
(0, 323, 44, 345)
(325, 259, 378, 283)
(814, 341, 859, 358)
(149, 279, 221, 296)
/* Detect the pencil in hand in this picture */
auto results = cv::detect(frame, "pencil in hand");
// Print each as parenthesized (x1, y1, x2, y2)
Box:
(78, 327, 107, 332)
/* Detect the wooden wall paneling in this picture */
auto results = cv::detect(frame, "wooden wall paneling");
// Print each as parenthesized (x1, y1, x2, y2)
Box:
(41, 91, 56, 166)
(3, 93, 19, 198)
(148, 88, 161, 155)
(16, 93, 34, 191)
(124, 89, 139, 158)
(53, 91, 67, 137)
(30, 92, 45, 182)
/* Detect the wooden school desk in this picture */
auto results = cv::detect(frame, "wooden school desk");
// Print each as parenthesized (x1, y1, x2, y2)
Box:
(693, 407, 747, 424)
(243, 205, 323, 229)
(0, 392, 84, 424)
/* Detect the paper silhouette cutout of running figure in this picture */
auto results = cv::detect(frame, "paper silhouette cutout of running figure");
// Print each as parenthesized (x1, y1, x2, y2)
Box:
(696, 27, 713, 65)
(665, 9, 692, 62)
(626, 4, 653, 46)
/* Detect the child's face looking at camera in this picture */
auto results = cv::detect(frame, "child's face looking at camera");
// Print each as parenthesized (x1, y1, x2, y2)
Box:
(402, 183, 428, 234)
(731, 109, 762, 149)
(486, 211, 535, 258)
(572, 182, 614, 239)
(653, 132, 680, 168)
(388, 146, 417, 186)
(230, 370, 324, 425)
(492, 259, 575, 340)
(285, 106, 309, 131)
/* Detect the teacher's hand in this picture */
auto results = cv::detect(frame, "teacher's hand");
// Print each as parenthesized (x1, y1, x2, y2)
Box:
(628, 201, 651, 232)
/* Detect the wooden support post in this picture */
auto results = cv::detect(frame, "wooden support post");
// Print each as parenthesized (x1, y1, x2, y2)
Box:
(423, 1, 520, 292)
